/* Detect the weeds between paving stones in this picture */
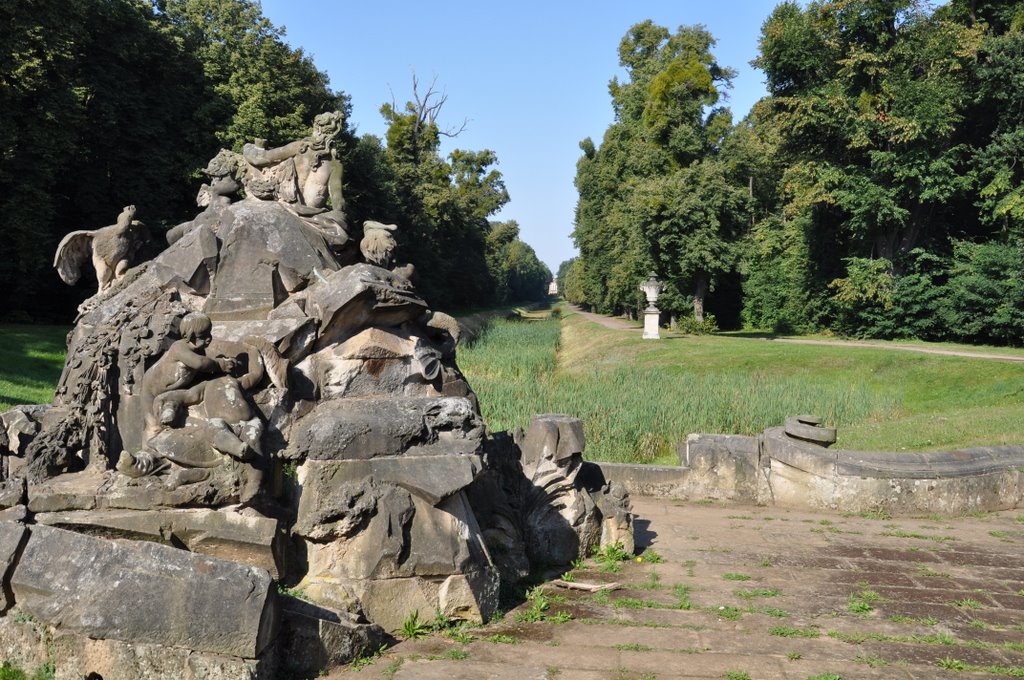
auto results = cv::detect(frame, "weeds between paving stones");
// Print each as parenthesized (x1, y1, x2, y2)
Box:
(613, 642, 655, 652)
(595, 541, 631, 572)
(735, 587, 781, 600)
(637, 571, 663, 590)
(846, 582, 883, 615)
(486, 633, 522, 644)
(769, 626, 821, 638)
(349, 643, 388, 670)
(637, 547, 664, 563)
(398, 610, 432, 639)
(853, 654, 889, 667)
(722, 572, 751, 581)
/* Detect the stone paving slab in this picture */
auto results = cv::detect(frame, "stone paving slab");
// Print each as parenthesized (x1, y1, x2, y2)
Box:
(333, 496, 1024, 679)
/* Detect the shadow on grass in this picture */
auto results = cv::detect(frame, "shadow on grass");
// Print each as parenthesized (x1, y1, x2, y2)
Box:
(716, 331, 780, 340)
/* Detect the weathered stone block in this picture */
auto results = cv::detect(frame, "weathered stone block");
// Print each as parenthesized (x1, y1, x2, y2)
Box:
(299, 489, 485, 582)
(276, 596, 384, 676)
(679, 433, 760, 501)
(761, 427, 837, 477)
(212, 317, 317, 362)
(306, 263, 427, 348)
(287, 396, 482, 461)
(360, 577, 436, 633)
(33, 507, 284, 578)
(0, 478, 26, 509)
(297, 455, 482, 512)
(0, 521, 26, 610)
(204, 201, 339, 320)
(27, 469, 245, 513)
(437, 569, 499, 624)
(11, 524, 277, 658)
(149, 222, 218, 295)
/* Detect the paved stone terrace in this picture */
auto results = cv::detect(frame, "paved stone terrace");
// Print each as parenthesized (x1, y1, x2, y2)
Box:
(335, 496, 1024, 680)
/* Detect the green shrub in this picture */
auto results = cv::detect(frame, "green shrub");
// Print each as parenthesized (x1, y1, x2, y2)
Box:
(675, 313, 719, 335)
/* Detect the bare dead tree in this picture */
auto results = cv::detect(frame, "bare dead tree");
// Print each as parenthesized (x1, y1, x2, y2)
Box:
(386, 71, 469, 161)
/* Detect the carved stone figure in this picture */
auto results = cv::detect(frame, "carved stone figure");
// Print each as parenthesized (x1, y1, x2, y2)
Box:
(138, 312, 235, 442)
(53, 205, 148, 295)
(241, 110, 349, 248)
(126, 340, 267, 503)
(360, 221, 398, 268)
(165, 150, 245, 246)
(0, 111, 631, 677)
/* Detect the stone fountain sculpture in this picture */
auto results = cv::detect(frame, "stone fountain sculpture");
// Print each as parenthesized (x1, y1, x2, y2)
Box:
(0, 112, 632, 679)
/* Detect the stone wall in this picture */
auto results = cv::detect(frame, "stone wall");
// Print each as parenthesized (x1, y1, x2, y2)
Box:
(597, 428, 1024, 515)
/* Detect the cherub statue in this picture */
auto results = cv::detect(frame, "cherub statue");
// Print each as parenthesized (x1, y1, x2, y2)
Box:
(166, 150, 245, 245)
(53, 205, 149, 295)
(138, 312, 235, 442)
(117, 315, 278, 506)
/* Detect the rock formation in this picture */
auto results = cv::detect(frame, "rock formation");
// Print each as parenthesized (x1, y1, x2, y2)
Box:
(0, 113, 632, 678)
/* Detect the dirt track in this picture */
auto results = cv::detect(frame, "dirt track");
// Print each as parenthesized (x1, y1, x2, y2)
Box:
(568, 305, 1024, 363)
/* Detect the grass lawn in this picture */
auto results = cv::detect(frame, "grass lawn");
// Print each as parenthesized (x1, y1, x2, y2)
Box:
(459, 307, 1024, 465)
(0, 324, 68, 412)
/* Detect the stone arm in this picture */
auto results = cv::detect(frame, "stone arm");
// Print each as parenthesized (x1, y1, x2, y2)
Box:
(236, 345, 265, 392)
(168, 382, 208, 408)
(242, 140, 307, 168)
(327, 154, 345, 214)
(167, 342, 234, 374)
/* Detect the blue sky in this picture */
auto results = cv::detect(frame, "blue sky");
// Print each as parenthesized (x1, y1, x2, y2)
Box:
(259, 0, 785, 273)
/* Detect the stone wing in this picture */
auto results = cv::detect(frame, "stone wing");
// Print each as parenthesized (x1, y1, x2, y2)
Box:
(53, 230, 94, 285)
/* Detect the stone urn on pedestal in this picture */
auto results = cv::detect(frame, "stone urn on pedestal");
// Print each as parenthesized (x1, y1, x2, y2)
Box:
(639, 272, 662, 340)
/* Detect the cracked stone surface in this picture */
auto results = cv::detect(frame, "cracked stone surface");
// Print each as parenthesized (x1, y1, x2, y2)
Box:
(330, 495, 1024, 679)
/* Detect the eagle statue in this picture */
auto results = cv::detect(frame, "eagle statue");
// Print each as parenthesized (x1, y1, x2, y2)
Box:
(53, 205, 148, 295)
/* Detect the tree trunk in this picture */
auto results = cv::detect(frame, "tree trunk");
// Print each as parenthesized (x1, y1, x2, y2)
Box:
(693, 273, 708, 323)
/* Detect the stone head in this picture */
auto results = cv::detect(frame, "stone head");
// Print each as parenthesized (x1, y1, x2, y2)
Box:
(179, 312, 213, 350)
(311, 111, 344, 147)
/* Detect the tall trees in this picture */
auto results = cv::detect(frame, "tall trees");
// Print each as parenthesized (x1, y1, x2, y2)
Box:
(375, 81, 513, 308)
(0, 0, 343, 319)
(747, 0, 987, 332)
(575, 4, 1024, 343)
(156, 0, 346, 150)
(573, 21, 748, 321)
(3, 0, 550, 317)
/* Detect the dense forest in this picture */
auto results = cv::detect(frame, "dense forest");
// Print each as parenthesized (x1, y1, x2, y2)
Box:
(0, 0, 550, 321)
(565, 0, 1024, 345)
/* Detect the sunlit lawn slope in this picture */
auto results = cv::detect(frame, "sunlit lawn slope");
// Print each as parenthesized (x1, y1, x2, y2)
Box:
(458, 308, 1024, 465)
(0, 324, 68, 412)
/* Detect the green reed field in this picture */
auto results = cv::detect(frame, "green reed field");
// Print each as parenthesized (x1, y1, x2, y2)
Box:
(458, 308, 1024, 465)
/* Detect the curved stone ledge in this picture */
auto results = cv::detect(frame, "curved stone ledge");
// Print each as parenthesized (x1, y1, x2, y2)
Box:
(763, 427, 1024, 479)
(596, 429, 1024, 515)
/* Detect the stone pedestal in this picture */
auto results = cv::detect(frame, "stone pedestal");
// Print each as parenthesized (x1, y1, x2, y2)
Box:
(642, 307, 660, 339)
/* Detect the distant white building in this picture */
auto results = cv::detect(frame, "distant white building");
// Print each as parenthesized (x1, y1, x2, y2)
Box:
(548, 279, 558, 296)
